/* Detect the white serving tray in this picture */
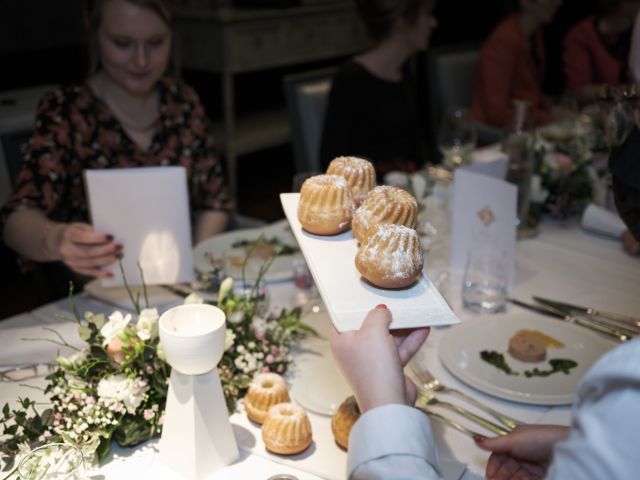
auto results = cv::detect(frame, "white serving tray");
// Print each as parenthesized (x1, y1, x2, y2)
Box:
(280, 193, 460, 332)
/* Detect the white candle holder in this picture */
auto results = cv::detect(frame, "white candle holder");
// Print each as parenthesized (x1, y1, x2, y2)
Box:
(158, 304, 239, 479)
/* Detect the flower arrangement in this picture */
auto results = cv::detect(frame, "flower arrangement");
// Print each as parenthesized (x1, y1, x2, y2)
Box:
(0, 253, 314, 475)
(530, 116, 609, 219)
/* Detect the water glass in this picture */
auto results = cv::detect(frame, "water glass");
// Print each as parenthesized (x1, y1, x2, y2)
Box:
(18, 443, 85, 480)
(462, 249, 508, 314)
(437, 108, 477, 169)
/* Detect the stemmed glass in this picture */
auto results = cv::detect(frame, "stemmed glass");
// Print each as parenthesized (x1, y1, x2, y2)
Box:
(437, 108, 477, 169)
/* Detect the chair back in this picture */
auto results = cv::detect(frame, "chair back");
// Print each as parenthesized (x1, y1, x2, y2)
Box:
(283, 67, 336, 174)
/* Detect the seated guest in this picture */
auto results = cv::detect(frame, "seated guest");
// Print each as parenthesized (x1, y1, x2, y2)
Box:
(333, 306, 640, 479)
(563, 0, 640, 103)
(1, 0, 232, 282)
(471, 0, 562, 128)
(320, 0, 436, 177)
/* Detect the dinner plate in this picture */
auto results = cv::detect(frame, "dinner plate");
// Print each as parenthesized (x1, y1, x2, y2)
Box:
(289, 358, 352, 416)
(193, 221, 300, 283)
(84, 279, 187, 312)
(439, 313, 615, 405)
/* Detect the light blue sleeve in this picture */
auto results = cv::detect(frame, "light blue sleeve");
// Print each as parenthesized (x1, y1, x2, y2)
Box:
(347, 404, 442, 480)
(547, 338, 640, 479)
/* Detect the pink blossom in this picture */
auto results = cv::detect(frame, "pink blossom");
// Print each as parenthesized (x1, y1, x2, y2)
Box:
(266, 354, 274, 364)
(145, 365, 154, 374)
(262, 367, 269, 373)
(143, 409, 155, 420)
(277, 365, 284, 373)
(158, 414, 165, 426)
(554, 154, 573, 171)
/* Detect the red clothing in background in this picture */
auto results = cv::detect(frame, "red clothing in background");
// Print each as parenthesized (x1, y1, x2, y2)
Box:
(564, 16, 627, 91)
(471, 15, 552, 128)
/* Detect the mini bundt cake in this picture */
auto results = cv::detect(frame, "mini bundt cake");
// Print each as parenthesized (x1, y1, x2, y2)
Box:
(326, 156, 376, 204)
(244, 372, 290, 424)
(331, 396, 361, 450)
(297, 174, 356, 235)
(352, 186, 418, 244)
(261, 402, 313, 455)
(355, 223, 423, 289)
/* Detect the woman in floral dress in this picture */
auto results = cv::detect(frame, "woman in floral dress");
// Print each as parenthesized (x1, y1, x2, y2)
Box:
(1, 0, 233, 281)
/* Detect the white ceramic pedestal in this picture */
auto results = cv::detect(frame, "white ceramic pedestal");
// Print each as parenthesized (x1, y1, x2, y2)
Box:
(158, 304, 239, 480)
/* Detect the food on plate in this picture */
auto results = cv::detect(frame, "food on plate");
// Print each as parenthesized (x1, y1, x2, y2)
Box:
(244, 372, 290, 424)
(508, 330, 548, 363)
(513, 329, 565, 349)
(355, 223, 423, 289)
(261, 402, 313, 455)
(231, 236, 299, 256)
(352, 185, 418, 244)
(297, 174, 356, 235)
(331, 395, 361, 450)
(326, 156, 376, 205)
(480, 350, 578, 378)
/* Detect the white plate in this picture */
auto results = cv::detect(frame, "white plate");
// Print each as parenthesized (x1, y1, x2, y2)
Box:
(280, 193, 460, 332)
(84, 279, 186, 312)
(439, 313, 615, 405)
(193, 220, 299, 283)
(290, 359, 352, 416)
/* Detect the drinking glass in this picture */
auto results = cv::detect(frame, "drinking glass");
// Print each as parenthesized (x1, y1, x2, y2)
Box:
(437, 108, 477, 169)
(462, 249, 508, 314)
(18, 443, 86, 480)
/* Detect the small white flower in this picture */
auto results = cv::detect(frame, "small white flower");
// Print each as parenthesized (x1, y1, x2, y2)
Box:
(100, 311, 131, 346)
(183, 292, 204, 304)
(251, 317, 267, 337)
(136, 308, 159, 340)
(217, 276, 234, 303)
(97, 374, 149, 413)
(224, 329, 235, 352)
(228, 311, 244, 324)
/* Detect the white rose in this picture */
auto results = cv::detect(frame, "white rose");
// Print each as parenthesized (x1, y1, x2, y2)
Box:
(228, 311, 244, 324)
(136, 308, 159, 340)
(97, 374, 148, 413)
(224, 329, 235, 352)
(100, 311, 131, 346)
(183, 292, 204, 305)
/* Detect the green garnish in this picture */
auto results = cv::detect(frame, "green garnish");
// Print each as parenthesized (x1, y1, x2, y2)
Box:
(480, 351, 578, 378)
(231, 237, 298, 255)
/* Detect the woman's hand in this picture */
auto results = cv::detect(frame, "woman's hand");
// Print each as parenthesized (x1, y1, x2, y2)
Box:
(475, 424, 570, 480)
(330, 304, 430, 413)
(54, 222, 121, 277)
(621, 229, 640, 256)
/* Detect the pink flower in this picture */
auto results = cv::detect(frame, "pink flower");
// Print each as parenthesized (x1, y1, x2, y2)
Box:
(262, 367, 269, 373)
(143, 409, 155, 421)
(266, 354, 274, 364)
(554, 154, 573, 171)
(277, 365, 284, 373)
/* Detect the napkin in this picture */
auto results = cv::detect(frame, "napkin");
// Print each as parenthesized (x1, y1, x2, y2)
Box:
(581, 204, 626, 239)
(0, 322, 85, 368)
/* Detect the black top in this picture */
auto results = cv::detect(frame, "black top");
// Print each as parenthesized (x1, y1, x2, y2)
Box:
(320, 60, 427, 176)
(609, 127, 640, 240)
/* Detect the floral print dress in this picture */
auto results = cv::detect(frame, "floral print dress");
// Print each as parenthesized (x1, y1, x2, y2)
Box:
(0, 77, 233, 231)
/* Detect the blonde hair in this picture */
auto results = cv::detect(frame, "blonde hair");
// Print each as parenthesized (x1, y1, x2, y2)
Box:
(84, 0, 180, 78)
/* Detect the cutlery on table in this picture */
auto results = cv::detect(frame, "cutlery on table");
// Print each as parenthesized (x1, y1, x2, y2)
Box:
(409, 363, 523, 431)
(532, 296, 640, 330)
(415, 406, 483, 438)
(508, 298, 634, 342)
(415, 390, 509, 436)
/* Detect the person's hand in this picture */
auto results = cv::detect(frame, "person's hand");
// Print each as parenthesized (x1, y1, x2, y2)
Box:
(54, 223, 121, 277)
(621, 229, 640, 256)
(475, 424, 570, 480)
(330, 304, 430, 412)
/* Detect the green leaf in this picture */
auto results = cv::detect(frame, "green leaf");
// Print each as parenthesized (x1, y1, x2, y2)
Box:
(2, 404, 8, 417)
(97, 436, 112, 462)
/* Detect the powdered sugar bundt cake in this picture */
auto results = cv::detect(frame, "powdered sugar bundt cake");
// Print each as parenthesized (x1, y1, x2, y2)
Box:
(297, 174, 356, 235)
(352, 186, 418, 244)
(261, 402, 313, 455)
(355, 223, 423, 289)
(326, 156, 376, 204)
(331, 396, 361, 450)
(244, 372, 290, 424)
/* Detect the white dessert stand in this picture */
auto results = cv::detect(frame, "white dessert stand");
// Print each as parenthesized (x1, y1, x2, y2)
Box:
(158, 304, 239, 479)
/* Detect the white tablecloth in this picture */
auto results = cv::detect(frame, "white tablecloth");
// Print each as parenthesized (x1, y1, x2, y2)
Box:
(1, 218, 638, 480)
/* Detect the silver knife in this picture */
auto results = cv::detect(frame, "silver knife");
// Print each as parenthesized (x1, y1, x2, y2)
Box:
(508, 298, 634, 342)
(533, 296, 640, 329)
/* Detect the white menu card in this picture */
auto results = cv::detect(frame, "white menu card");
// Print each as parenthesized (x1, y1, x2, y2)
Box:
(449, 169, 517, 283)
(85, 167, 194, 287)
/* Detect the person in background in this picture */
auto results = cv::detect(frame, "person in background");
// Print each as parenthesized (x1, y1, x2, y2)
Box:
(319, 0, 436, 178)
(471, 0, 562, 128)
(1, 0, 232, 283)
(563, 0, 640, 103)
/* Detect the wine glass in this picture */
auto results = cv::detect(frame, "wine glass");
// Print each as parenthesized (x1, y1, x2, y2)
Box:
(437, 108, 477, 169)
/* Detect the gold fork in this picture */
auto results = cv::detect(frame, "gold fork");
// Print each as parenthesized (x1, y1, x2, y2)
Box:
(415, 390, 509, 436)
(409, 362, 523, 431)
